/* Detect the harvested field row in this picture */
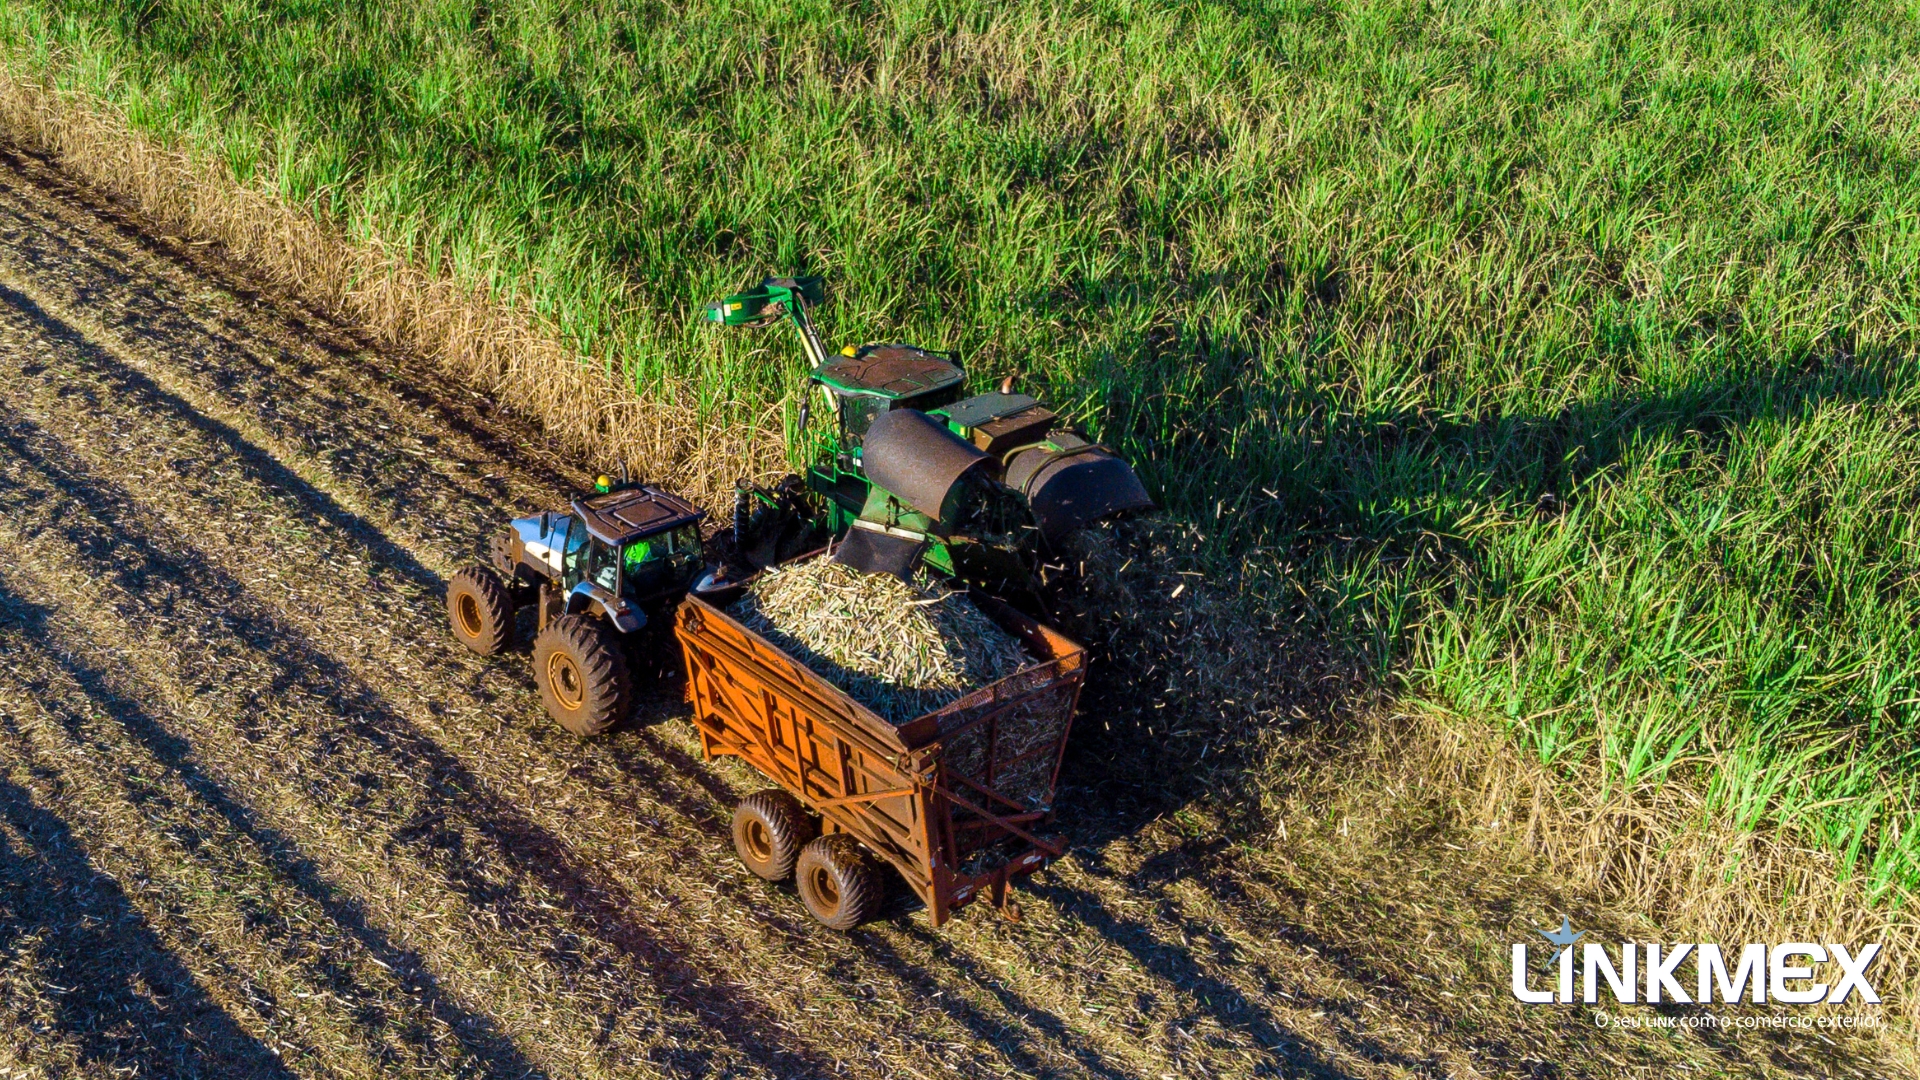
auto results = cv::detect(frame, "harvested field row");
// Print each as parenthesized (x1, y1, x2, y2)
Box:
(0, 145, 1887, 1078)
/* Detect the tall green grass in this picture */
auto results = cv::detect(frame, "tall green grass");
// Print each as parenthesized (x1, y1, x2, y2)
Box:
(7, 0, 1920, 896)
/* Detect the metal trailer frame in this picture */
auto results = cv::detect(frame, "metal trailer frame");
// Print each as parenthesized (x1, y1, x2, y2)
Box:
(674, 590, 1086, 926)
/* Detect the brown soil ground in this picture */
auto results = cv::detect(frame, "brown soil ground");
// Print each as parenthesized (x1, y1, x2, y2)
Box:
(0, 145, 1893, 1079)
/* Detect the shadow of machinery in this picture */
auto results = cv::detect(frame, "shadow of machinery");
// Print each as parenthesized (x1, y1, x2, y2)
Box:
(0, 770, 302, 1079)
(1007, 297, 1906, 1067)
(1051, 326, 1907, 842)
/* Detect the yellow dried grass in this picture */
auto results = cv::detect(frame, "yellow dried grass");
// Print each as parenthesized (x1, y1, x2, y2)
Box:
(1318, 703, 1920, 1039)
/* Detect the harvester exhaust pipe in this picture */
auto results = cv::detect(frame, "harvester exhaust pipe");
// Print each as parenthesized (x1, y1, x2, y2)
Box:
(732, 480, 752, 549)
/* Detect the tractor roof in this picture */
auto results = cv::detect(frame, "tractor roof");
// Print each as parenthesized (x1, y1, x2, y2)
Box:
(812, 344, 964, 400)
(571, 486, 704, 546)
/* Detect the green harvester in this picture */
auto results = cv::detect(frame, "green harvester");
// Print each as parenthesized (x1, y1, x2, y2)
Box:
(705, 277, 1153, 591)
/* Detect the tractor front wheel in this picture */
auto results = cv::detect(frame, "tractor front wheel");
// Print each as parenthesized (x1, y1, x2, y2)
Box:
(532, 614, 632, 736)
(794, 835, 884, 930)
(447, 565, 514, 655)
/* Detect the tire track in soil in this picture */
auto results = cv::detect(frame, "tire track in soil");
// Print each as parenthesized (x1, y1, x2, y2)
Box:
(0, 141, 1678, 1079)
(0, 761, 305, 1079)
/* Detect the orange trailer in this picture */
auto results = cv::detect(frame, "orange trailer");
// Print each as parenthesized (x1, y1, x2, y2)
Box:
(673, 586, 1086, 928)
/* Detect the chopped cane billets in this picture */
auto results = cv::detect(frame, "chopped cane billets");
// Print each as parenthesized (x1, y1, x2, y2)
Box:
(730, 558, 1031, 723)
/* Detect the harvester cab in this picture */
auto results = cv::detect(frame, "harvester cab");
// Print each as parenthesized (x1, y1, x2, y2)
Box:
(705, 276, 1153, 589)
(445, 476, 706, 736)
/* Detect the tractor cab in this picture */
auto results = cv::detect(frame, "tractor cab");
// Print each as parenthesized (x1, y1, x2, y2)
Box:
(571, 485, 706, 603)
(502, 483, 705, 635)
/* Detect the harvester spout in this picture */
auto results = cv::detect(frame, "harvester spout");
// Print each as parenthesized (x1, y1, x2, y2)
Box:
(703, 275, 829, 367)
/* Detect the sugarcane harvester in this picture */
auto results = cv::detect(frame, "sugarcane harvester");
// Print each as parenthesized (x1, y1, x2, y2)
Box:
(707, 277, 1154, 590)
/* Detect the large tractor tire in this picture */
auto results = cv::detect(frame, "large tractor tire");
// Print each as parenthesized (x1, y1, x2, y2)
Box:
(794, 834, 884, 930)
(731, 790, 815, 881)
(532, 614, 632, 736)
(447, 565, 514, 656)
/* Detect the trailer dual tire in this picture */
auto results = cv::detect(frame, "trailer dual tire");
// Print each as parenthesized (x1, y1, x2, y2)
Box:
(533, 614, 632, 737)
(795, 835, 884, 930)
(447, 565, 515, 656)
(731, 790, 815, 881)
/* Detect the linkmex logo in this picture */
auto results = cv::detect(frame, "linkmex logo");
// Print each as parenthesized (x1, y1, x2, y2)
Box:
(1510, 918, 1883, 1005)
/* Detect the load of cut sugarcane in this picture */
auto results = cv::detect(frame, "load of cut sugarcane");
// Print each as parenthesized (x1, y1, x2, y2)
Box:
(730, 558, 1031, 724)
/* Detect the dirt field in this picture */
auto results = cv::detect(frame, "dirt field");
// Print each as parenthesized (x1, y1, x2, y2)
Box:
(0, 147, 1885, 1079)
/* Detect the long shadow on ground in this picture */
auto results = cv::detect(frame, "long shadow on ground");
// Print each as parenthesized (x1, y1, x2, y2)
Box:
(0, 773, 300, 1079)
(0, 279, 449, 597)
(1055, 344, 1906, 836)
(0, 147, 588, 520)
(0, 587, 552, 1079)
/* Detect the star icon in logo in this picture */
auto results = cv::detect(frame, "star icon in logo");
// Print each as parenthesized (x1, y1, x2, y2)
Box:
(1538, 917, 1584, 964)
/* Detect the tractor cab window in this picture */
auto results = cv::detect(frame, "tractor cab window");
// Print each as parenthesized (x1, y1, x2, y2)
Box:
(583, 538, 622, 592)
(552, 511, 579, 580)
(837, 393, 888, 448)
(623, 526, 700, 575)
(556, 515, 614, 588)
(542, 511, 572, 552)
(664, 525, 701, 557)
(622, 536, 660, 572)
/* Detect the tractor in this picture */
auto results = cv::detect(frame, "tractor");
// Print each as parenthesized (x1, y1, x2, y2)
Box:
(708, 276, 1153, 592)
(445, 475, 706, 735)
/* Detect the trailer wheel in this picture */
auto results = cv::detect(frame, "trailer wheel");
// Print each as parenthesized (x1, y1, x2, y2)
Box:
(532, 614, 632, 736)
(447, 565, 514, 655)
(795, 835, 883, 930)
(731, 790, 814, 881)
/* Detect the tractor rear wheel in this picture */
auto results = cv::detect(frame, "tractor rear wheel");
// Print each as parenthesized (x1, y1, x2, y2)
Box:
(731, 790, 815, 881)
(447, 565, 514, 655)
(794, 834, 884, 930)
(532, 614, 632, 736)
